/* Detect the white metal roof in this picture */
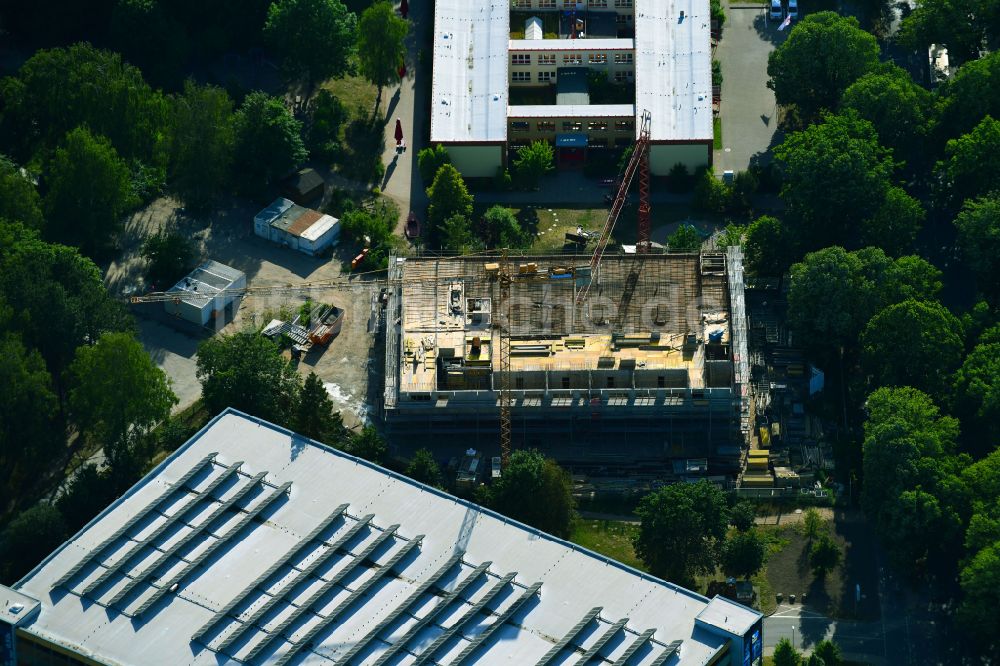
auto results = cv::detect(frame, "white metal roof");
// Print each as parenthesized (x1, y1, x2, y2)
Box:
(508, 103, 635, 118)
(635, 0, 714, 142)
(508, 38, 634, 51)
(298, 214, 339, 243)
(696, 596, 762, 637)
(430, 0, 509, 143)
(13, 409, 759, 666)
(166, 260, 244, 308)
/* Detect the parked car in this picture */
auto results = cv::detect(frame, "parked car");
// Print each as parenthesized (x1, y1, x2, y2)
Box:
(769, 0, 783, 20)
(787, 0, 798, 18)
(404, 211, 421, 240)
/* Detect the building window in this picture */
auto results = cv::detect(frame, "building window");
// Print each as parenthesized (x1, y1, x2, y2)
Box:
(512, 71, 531, 82)
(514, 0, 531, 7)
(511, 120, 530, 132)
(588, 120, 608, 131)
(589, 53, 607, 64)
(614, 0, 632, 7)
(540, 0, 556, 6)
(538, 53, 556, 65)
(562, 120, 583, 131)
(563, 53, 583, 65)
(562, 0, 577, 7)
(536, 120, 556, 131)
(511, 53, 531, 66)
(657, 375, 666, 388)
(616, 12, 632, 23)
(589, 137, 609, 147)
(607, 376, 615, 388)
(590, 0, 608, 6)
(614, 70, 634, 83)
(562, 377, 570, 389)
(614, 52, 633, 64)
(614, 120, 634, 131)
(538, 70, 555, 83)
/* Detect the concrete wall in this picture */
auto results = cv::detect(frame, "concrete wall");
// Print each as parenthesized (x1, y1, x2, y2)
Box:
(650, 143, 711, 175)
(445, 144, 504, 178)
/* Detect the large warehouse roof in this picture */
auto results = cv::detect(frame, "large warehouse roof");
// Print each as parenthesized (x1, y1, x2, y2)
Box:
(635, 0, 714, 142)
(430, 0, 509, 143)
(10, 410, 759, 666)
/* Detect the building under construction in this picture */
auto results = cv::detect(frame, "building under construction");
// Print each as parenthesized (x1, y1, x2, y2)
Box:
(383, 247, 750, 475)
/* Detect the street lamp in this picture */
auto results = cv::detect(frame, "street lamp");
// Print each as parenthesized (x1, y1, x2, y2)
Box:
(791, 625, 796, 648)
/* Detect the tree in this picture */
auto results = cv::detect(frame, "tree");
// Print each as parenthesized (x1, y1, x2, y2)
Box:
(863, 187, 925, 256)
(56, 464, 118, 532)
(899, 0, 988, 66)
(841, 65, 936, 166)
(633, 481, 730, 586)
(307, 89, 347, 162)
(861, 299, 964, 397)
(406, 448, 443, 488)
(426, 164, 473, 242)
(953, 195, 1000, 300)
(44, 127, 137, 256)
(233, 92, 308, 192)
(942, 116, 1000, 205)
(774, 112, 895, 250)
(730, 501, 756, 532)
(939, 51, 1000, 139)
(69, 332, 177, 472)
(8, 44, 170, 165)
(482, 205, 526, 249)
(439, 214, 476, 253)
(773, 637, 802, 666)
(766, 12, 880, 118)
(196, 331, 300, 424)
(265, 0, 358, 98)
(958, 542, 1000, 638)
(692, 169, 730, 213)
(813, 640, 843, 666)
(513, 141, 554, 189)
(490, 450, 576, 538)
(418, 144, 451, 184)
(810, 533, 842, 578)
(170, 81, 234, 212)
(720, 529, 766, 579)
(110, 0, 189, 88)
(357, 1, 408, 104)
(0, 333, 62, 498)
(0, 155, 43, 229)
(141, 230, 195, 288)
(667, 224, 701, 252)
(882, 488, 962, 574)
(344, 425, 387, 463)
(953, 341, 1000, 450)
(293, 372, 345, 444)
(802, 508, 825, 541)
(744, 215, 796, 279)
(787, 247, 871, 351)
(0, 222, 133, 377)
(0, 504, 67, 582)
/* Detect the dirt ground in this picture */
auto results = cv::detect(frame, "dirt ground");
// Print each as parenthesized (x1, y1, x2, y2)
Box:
(105, 196, 380, 429)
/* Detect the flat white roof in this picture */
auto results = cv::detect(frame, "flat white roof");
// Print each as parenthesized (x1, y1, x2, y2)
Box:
(166, 260, 244, 308)
(697, 596, 762, 637)
(508, 103, 635, 118)
(430, 0, 509, 143)
(299, 214, 339, 243)
(508, 38, 634, 51)
(635, 0, 713, 141)
(13, 409, 759, 665)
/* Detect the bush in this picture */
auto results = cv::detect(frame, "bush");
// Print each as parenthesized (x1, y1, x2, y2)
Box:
(141, 230, 195, 288)
(710, 0, 726, 27)
(418, 144, 451, 183)
(668, 224, 702, 252)
(712, 59, 723, 87)
(692, 169, 729, 213)
(513, 140, 554, 190)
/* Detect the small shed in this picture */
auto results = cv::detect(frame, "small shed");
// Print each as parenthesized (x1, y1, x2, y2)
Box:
(164, 260, 246, 326)
(280, 168, 325, 204)
(254, 198, 340, 256)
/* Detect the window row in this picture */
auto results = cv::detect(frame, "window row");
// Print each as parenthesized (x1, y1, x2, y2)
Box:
(513, 0, 632, 7)
(512, 53, 634, 66)
(509, 120, 636, 132)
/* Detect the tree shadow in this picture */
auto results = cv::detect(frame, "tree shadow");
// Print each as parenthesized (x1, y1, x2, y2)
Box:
(752, 13, 792, 47)
(343, 112, 387, 184)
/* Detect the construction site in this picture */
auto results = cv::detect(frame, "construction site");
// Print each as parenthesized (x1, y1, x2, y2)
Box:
(383, 247, 750, 476)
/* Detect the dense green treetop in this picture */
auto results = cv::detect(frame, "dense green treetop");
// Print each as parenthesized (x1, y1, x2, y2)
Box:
(170, 81, 235, 213)
(862, 187, 925, 256)
(482, 205, 528, 249)
(939, 51, 1000, 139)
(426, 164, 473, 243)
(265, 0, 358, 93)
(958, 541, 1000, 638)
(405, 449, 444, 488)
(744, 215, 795, 278)
(513, 140, 555, 190)
(357, 1, 408, 100)
(942, 115, 1000, 205)
(0, 505, 67, 583)
(233, 91, 308, 192)
(292, 372, 345, 445)
(0, 156, 43, 230)
(953, 342, 1000, 450)
(489, 450, 576, 539)
(841, 65, 936, 162)
(767, 12, 880, 118)
(110, 0, 189, 88)
(720, 528, 766, 579)
(953, 195, 1000, 301)
(899, 0, 994, 66)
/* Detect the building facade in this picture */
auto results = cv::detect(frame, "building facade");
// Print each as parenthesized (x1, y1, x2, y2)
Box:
(384, 248, 751, 474)
(163, 260, 245, 327)
(254, 198, 341, 257)
(430, 0, 714, 176)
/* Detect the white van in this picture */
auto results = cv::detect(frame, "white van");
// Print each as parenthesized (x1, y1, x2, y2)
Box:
(770, 0, 783, 21)
(787, 0, 798, 18)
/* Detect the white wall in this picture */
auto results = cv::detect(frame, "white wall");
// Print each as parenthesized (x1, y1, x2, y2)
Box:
(445, 145, 504, 178)
(649, 143, 711, 175)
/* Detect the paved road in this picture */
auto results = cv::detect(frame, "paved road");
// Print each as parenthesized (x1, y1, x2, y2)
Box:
(764, 606, 889, 664)
(713, 2, 785, 173)
(381, 0, 431, 231)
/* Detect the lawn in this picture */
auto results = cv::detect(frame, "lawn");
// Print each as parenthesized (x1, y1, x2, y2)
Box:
(570, 519, 647, 572)
(322, 75, 378, 120)
(713, 116, 723, 150)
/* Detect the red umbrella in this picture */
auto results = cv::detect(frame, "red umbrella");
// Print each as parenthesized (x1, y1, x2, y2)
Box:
(400, 0, 409, 19)
(394, 118, 404, 145)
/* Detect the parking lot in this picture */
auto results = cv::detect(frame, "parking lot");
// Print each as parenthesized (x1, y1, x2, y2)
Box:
(714, 1, 788, 173)
(106, 196, 379, 429)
